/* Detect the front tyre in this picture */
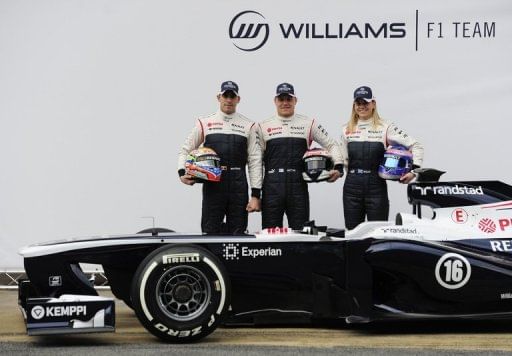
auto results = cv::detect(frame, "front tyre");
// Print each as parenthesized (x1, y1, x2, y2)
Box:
(131, 245, 230, 343)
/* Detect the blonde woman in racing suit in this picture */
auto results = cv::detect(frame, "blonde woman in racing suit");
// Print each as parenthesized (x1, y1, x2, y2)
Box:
(341, 86, 424, 230)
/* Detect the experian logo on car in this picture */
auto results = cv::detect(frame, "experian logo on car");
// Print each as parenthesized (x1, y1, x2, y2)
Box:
(228, 10, 406, 52)
(222, 243, 282, 260)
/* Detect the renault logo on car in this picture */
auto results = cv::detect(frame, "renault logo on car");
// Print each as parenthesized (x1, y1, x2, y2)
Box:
(229, 10, 270, 51)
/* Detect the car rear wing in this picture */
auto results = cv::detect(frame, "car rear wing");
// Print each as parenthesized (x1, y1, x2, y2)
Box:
(408, 179, 512, 217)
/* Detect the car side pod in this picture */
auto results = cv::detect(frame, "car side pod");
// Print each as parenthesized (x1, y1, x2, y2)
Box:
(19, 282, 115, 336)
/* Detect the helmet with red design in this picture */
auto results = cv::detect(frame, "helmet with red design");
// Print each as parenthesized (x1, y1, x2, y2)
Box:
(185, 147, 222, 182)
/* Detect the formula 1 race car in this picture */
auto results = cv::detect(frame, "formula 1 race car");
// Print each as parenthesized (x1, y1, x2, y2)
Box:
(18, 169, 512, 342)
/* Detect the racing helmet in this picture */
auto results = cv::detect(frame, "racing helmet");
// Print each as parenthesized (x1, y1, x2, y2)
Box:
(185, 147, 222, 182)
(302, 148, 333, 182)
(378, 145, 413, 180)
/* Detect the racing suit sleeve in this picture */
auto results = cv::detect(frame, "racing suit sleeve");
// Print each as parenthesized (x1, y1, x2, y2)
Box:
(177, 120, 204, 176)
(310, 120, 344, 172)
(340, 127, 349, 170)
(247, 123, 263, 198)
(386, 122, 424, 168)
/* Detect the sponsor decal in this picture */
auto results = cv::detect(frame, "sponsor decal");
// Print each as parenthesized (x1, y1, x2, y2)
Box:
(222, 243, 240, 260)
(48, 275, 62, 287)
(267, 126, 282, 133)
(317, 124, 327, 135)
(31, 306, 45, 320)
(451, 208, 468, 224)
(231, 123, 245, 129)
(435, 253, 471, 289)
(263, 227, 289, 234)
(153, 314, 215, 337)
(207, 122, 223, 127)
(31, 305, 87, 319)
(345, 130, 361, 135)
(290, 126, 305, 130)
(498, 218, 512, 231)
(222, 243, 282, 260)
(381, 227, 417, 234)
(478, 218, 496, 233)
(413, 185, 484, 196)
(490, 240, 512, 252)
(154, 323, 202, 337)
(162, 253, 200, 264)
(479, 218, 512, 233)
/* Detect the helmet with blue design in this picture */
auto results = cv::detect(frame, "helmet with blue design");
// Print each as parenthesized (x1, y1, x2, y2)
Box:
(378, 145, 413, 180)
(185, 147, 222, 182)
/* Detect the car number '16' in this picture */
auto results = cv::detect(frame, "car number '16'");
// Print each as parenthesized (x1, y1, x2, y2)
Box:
(435, 253, 471, 289)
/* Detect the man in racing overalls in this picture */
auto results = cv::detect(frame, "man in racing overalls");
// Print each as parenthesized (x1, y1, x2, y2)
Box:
(178, 81, 262, 234)
(258, 83, 344, 230)
(341, 86, 424, 230)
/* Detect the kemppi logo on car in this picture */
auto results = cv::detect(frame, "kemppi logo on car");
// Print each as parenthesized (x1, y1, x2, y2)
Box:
(229, 10, 270, 52)
(31, 305, 87, 319)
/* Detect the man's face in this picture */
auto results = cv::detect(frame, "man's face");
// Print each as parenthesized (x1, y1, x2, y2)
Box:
(274, 94, 297, 118)
(217, 91, 240, 115)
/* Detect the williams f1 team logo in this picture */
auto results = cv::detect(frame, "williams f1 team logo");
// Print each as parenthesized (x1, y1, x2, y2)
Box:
(229, 10, 269, 51)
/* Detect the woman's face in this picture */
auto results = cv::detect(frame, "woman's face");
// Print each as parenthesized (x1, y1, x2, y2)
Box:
(354, 99, 375, 120)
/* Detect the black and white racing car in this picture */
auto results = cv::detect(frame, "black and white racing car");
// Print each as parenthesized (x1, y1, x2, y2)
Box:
(18, 169, 512, 342)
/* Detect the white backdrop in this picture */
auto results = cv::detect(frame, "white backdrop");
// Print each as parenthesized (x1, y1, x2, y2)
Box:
(1, 0, 511, 268)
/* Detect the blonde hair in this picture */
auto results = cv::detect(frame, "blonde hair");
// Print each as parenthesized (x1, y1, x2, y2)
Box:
(347, 101, 383, 133)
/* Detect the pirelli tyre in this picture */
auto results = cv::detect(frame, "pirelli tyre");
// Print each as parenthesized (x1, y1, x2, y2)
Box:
(131, 244, 231, 343)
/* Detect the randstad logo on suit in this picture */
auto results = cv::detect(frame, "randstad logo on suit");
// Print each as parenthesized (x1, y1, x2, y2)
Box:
(228, 10, 406, 52)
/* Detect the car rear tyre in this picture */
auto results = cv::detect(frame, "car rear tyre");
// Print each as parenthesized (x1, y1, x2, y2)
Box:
(131, 244, 230, 342)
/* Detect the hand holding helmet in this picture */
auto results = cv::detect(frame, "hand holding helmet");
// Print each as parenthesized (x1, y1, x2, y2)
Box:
(302, 148, 335, 183)
(378, 145, 414, 181)
(185, 147, 222, 182)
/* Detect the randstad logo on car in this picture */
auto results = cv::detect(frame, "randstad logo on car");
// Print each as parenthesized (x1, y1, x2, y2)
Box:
(222, 243, 282, 260)
(413, 185, 484, 196)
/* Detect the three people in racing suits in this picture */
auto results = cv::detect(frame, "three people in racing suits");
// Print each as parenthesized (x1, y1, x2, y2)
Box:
(258, 83, 344, 229)
(177, 81, 262, 234)
(178, 83, 424, 232)
(341, 86, 424, 230)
